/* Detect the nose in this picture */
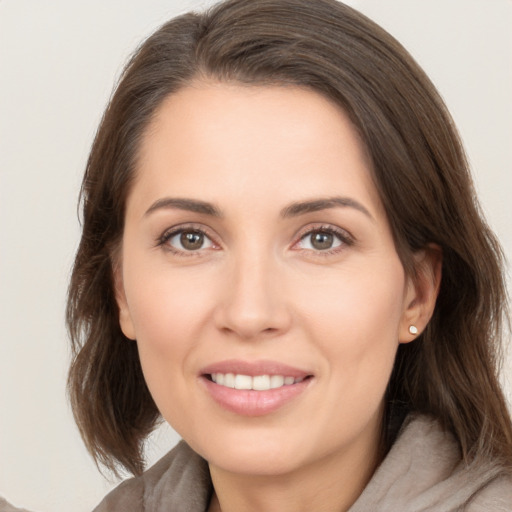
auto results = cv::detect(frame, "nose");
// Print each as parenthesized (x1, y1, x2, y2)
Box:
(213, 251, 292, 340)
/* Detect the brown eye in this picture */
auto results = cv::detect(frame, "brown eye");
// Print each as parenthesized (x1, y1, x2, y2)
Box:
(310, 231, 334, 250)
(164, 228, 214, 252)
(296, 228, 345, 252)
(180, 230, 205, 250)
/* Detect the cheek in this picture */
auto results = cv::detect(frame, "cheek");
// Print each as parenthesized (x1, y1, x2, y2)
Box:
(295, 257, 406, 385)
(123, 245, 214, 340)
(121, 259, 220, 407)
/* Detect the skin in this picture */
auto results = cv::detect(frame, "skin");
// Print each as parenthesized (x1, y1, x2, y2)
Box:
(115, 83, 440, 512)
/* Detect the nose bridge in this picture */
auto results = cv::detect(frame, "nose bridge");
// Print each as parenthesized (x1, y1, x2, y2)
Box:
(215, 242, 290, 339)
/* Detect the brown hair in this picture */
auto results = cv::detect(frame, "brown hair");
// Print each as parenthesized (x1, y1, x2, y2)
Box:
(67, 0, 512, 476)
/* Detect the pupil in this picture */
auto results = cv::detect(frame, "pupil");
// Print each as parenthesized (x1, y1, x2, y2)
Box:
(312, 231, 333, 250)
(181, 231, 203, 250)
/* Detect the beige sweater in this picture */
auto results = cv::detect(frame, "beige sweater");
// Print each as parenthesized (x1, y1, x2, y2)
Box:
(0, 499, 31, 512)
(92, 415, 512, 511)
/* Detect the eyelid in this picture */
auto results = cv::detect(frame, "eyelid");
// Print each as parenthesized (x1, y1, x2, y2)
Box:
(291, 223, 355, 252)
(155, 222, 354, 256)
(156, 223, 221, 254)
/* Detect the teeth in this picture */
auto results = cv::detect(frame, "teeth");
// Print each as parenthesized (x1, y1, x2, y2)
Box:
(270, 375, 284, 389)
(234, 374, 252, 390)
(224, 373, 235, 388)
(210, 373, 304, 391)
(253, 375, 270, 390)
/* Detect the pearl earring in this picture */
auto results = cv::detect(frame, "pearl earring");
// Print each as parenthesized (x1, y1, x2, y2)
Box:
(409, 325, 418, 335)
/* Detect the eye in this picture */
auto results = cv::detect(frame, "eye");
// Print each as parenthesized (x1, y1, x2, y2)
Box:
(295, 226, 352, 252)
(161, 228, 215, 253)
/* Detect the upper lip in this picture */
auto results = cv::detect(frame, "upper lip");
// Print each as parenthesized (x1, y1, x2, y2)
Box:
(200, 359, 312, 378)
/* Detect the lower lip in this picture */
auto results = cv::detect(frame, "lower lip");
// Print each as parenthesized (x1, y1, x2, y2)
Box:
(201, 377, 311, 416)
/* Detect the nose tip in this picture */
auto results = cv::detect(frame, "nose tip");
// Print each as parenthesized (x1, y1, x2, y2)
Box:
(218, 311, 282, 340)
(213, 262, 291, 340)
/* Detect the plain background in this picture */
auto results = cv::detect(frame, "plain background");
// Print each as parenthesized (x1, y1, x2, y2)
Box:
(1, 1, 511, 510)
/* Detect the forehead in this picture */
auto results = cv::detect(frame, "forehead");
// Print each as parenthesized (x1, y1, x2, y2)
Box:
(131, 82, 383, 219)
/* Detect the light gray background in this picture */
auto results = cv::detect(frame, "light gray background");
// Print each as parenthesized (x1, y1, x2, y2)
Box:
(1, 1, 511, 511)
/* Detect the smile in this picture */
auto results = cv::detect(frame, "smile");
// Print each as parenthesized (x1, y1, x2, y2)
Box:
(210, 373, 305, 391)
(200, 361, 313, 416)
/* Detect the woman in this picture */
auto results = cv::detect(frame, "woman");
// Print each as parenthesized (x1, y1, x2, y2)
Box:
(66, 0, 512, 510)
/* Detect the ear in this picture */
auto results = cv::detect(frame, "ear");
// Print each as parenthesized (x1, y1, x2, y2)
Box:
(399, 244, 442, 344)
(112, 260, 136, 340)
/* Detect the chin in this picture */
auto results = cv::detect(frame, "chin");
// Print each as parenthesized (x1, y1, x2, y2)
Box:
(208, 446, 306, 477)
(183, 422, 320, 477)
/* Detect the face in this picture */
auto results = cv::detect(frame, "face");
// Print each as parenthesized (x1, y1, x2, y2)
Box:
(116, 83, 422, 478)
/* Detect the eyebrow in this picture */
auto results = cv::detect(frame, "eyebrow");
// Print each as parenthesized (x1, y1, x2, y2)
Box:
(144, 195, 373, 220)
(144, 197, 222, 217)
(280, 196, 373, 220)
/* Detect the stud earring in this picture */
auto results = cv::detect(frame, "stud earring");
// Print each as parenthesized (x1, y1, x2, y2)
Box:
(409, 325, 418, 335)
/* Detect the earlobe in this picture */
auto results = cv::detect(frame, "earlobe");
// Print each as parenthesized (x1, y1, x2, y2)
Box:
(112, 261, 137, 340)
(399, 244, 442, 344)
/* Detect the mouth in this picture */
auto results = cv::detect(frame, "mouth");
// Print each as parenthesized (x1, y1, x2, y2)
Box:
(199, 360, 314, 416)
(207, 373, 308, 391)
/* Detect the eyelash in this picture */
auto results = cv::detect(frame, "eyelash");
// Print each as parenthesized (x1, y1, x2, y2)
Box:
(156, 224, 219, 257)
(156, 223, 354, 257)
(292, 224, 355, 256)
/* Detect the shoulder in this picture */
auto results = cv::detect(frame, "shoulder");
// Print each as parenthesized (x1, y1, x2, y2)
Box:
(0, 498, 33, 512)
(350, 414, 512, 512)
(465, 476, 512, 512)
(93, 441, 211, 512)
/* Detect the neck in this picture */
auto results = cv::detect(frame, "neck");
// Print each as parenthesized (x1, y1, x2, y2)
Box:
(207, 421, 382, 512)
